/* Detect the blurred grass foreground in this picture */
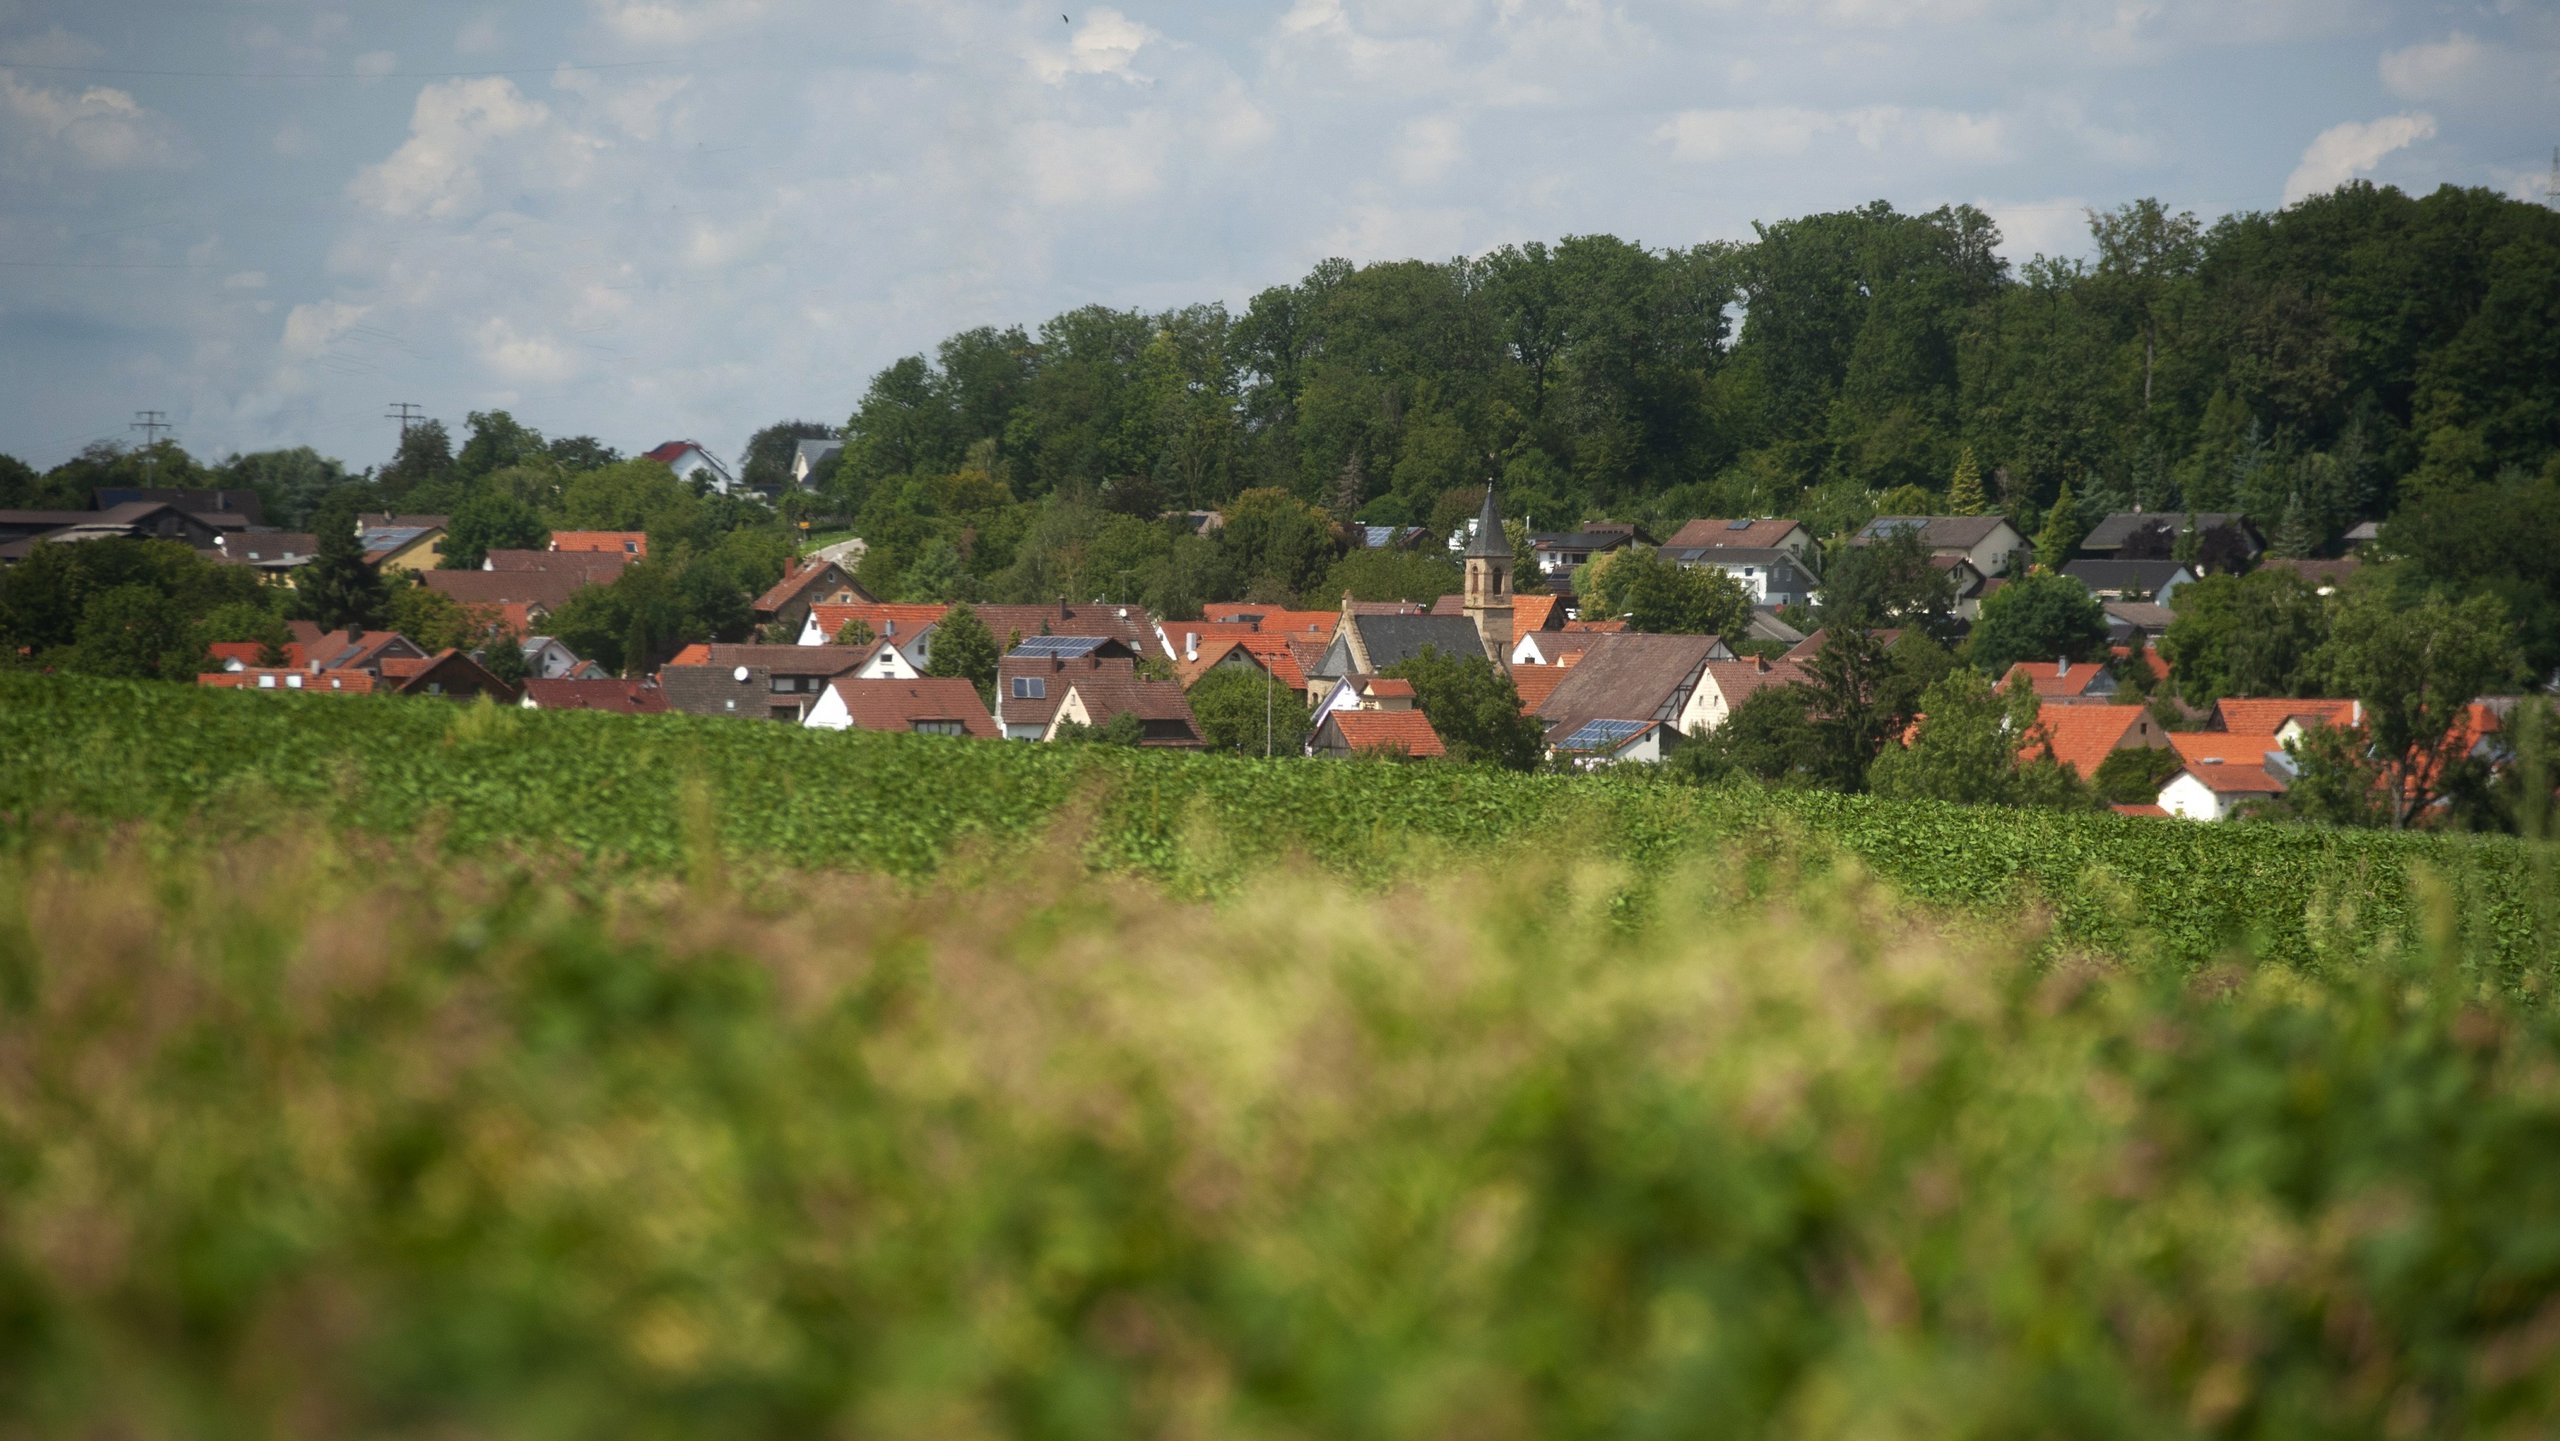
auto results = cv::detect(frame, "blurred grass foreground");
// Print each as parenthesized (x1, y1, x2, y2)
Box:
(5, 829, 2560, 1438)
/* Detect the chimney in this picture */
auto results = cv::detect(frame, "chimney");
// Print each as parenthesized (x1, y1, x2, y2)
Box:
(1184, 632, 1198, 662)
(2056, 656, 2069, 677)
(1752, 655, 1769, 673)
(346, 623, 363, 643)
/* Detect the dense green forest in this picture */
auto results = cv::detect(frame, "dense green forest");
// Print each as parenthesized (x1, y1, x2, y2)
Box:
(5, 184, 2556, 663)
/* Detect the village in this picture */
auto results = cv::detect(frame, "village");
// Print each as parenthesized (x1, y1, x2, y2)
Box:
(5, 458, 2507, 826)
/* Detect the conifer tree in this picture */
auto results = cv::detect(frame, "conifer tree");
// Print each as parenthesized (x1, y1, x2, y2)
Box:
(2033, 481, 2084, 570)
(295, 495, 390, 631)
(1947, 446, 1986, 515)
(2268, 490, 2317, 559)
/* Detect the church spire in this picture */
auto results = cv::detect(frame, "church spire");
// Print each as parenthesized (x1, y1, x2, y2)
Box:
(1462, 485, 1514, 671)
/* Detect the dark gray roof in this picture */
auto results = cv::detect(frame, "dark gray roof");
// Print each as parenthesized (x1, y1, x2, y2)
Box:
(1855, 515, 2017, 549)
(1351, 614, 1487, 671)
(1464, 488, 1509, 559)
(1536, 633, 1724, 738)
(660, 664, 775, 718)
(2062, 559, 2192, 593)
(2081, 512, 2257, 551)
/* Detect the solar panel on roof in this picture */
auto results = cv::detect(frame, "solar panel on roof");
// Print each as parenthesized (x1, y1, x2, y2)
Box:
(1557, 718, 1651, 750)
(1727, 518, 1752, 530)
(1009, 635, 1108, 659)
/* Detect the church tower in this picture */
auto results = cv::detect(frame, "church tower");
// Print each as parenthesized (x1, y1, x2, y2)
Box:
(1462, 486, 1514, 672)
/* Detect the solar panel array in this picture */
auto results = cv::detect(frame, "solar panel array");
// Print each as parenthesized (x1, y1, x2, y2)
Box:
(1009, 635, 1109, 659)
(1556, 718, 1652, 751)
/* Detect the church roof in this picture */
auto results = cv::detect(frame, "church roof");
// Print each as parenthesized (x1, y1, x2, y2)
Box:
(1464, 487, 1510, 559)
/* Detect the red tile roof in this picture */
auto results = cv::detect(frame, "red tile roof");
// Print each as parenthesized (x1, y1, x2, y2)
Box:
(1510, 663, 1568, 714)
(550, 530, 648, 557)
(2113, 803, 2168, 818)
(2171, 731, 2290, 769)
(2003, 659, 2113, 702)
(2211, 698, 2358, 735)
(2181, 762, 2289, 796)
(821, 678, 999, 738)
(807, 602, 950, 643)
(1199, 604, 1339, 636)
(1364, 677, 1415, 699)
(1058, 675, 1202, 746)
(753, 557, 860, 614)
(1177, 635, 1309, 692)
(1326, 708, 1446, 758)
(1428, 591, 1569, 645)
(2019, 704, 2153, 780)
(1700, 656, 1806, 710)
(198, 669, 375, 693)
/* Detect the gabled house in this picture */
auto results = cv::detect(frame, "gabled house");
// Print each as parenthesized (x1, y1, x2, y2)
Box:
(215, 531, 323, 579)
(379, 649, 517, 702)
(1933, 554, 1996, 621)
(519, 677, 668, 713)
(800, 602, 949, 659)
(361, 522, 446, 574)
(1311, 707, 1446, 760)
(1175, 635, 1310, 698)
(790, 440, 842, 491)
(2256, 556, 2360, 595)
(519, 635, 582, 680)
(2158, 731, 2293, 821)
(423, 560, 619, 624)
(1534, 632, 1737, 755)
(0, 501, 229, 559)
(1662, 545, 1821, 608)
(1692, 655, 1808, 733)
(1352, 523, 1433, 552)
(287, 622, 429, 677)
(1509, 663, 1569, 716)
(998, 652, 1138, 740)
(2002, 657, 2119, 705)
(2080, 512, 2264, 570)
(1853, 515, 2027, 577)
(1526, 523, 1648, 578)
(1511, 629, 1607, 668)
(660, 665, 785, 720)
(972, 603, 1165, 661)
(551, 531, 648, 558)
(1663, 517, 1816, 562)
(2062, 559, 2194, 605)
(92, 486, 265, 529)
(2103, 601, 2176, 644)
(661, 642, 913, 721)
(1043, 675, 1204, 748)
(805, 677, 1000, 738)
(2018, 704, 2168, 782)
(641, 441, 737, 495)
(753, 558, 871, 638)
(1549, 717, 1672, 766)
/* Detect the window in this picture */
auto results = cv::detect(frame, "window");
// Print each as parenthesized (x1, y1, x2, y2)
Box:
(913, 719, 966, 736)
(771, 676, 798, 693)
(771, 705, 799, 721)
(623, 540, 638, 554)
(1010, 676, 1046, 700)
(258, 675, 277, 689)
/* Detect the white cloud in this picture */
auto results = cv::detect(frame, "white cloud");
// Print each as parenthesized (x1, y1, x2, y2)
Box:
(0, 71, 179, 170)
(587, 0, 768, 46)
(1392, 113, 1466, 185)
(1976, 197, 2092, 263)
(0, 24, 104, 67)
(2379, 31, 2557, 110)
(1657, 104, 2010, 164)
(280, 300, 372, 362)
(1020, 113, 1170, 207)
(552, 67, 691, 140)
(1032, 8, 1158, 84)
(349, 78, 553, 219)
(2281, 112, 2435, 205)
(476, 318, 580, 384)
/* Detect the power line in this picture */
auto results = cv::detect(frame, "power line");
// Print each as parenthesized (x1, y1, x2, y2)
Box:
(385, 401, 424, 443)
(130, 410, 171, 446)
(0, 58, 681, 81)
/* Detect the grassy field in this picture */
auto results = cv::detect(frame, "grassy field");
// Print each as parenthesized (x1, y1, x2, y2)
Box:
(6, 673, 2560, 1434)
(3, 833, 2560, 1436)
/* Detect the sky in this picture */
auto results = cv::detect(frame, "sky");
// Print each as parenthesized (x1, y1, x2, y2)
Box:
(0, 0, 2553, 476)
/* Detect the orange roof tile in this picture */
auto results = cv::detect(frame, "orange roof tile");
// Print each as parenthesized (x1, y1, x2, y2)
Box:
(2212, 698, 2359, 735)
(1365, 677, 1416, 699)
(1565, 618, 1627, 633)
(2019, 704, 2153, 780)
(1177, 635, 1309, 692)
(1510, 664, 1568, 714)
(1327, 707, 1445, 758)
(2113, 803, 2168, 817)
(2003, 659, 2113, 702)
(552, 531, 648, 556)
(808, 602, 950, 642)
(1200, 604, 1339, 636)
(2171, 731, 2289, 768)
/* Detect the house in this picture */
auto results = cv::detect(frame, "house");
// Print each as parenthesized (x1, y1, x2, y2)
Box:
(287, 622, 429, 677)
(753, 558, 871, 638)
(1662, 545, 1821, 608)
(361, 521, 446, 574)
(1663, 517, 1817, 562)
(2157, 731, 2293, 820)
(378, 649, 517, 702)
(1549, 717, 1674, 766)
(484, 548, 632, 581)
(800, 602, 950, 658)
(804, 677, 1000, 738)
(2002, 657, 2119, 705)
(551, 531, 648, 558)
(1933, 554, 1996, 621)
(1512, 629, 1607, 668)
(1043, 675, 1204, 748)
(214, 532, 323, 578)
(1509, 664, 1569, 716)
(2079, 512, 2264, 572)
(1853, 515, 2028, 577)
(2256, 556, 2361, 595)
(1199, 602, 1340, 633)
(1534, 633, 1738, 755)
(1305, 612, 1498, 701)
(92, 486, 265, 529)
(1747, 607, 1809, 648)
(0, 501, 229, 557)
(1526, 523, 1647, 578)
(2210, 698, 2359, 740)
(519, 635, 583, 681)
(999, 646, 1144, 740)
(1175, 635, 1310, 697)
(1691, 656, 1808, 733)
(2344, 521, 2382, 546)
(356, 512, 450, 533)
(790, 440, 842, 490)
(424, 551, 628, 623)
(198, 668, 375, 695)
(1311, 706, 1446, 760)
(641, 441, 738, 494)
(519, 678, 668, 713)
(2018, 704, 2168, 782)
(969, 604, 1164, 661)
(2062, 559, 2194, 605)
(2103, 601, 2176, 644)
(660, 642, 912, 721)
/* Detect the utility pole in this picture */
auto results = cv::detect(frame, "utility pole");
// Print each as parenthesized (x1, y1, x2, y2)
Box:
(130, 410, 170, 479)
(385, 401, 423, 442)
(2545, 146, 2560, 209)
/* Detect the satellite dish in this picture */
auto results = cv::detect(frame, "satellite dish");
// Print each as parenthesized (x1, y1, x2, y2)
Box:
(733, 665, 750, 682)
